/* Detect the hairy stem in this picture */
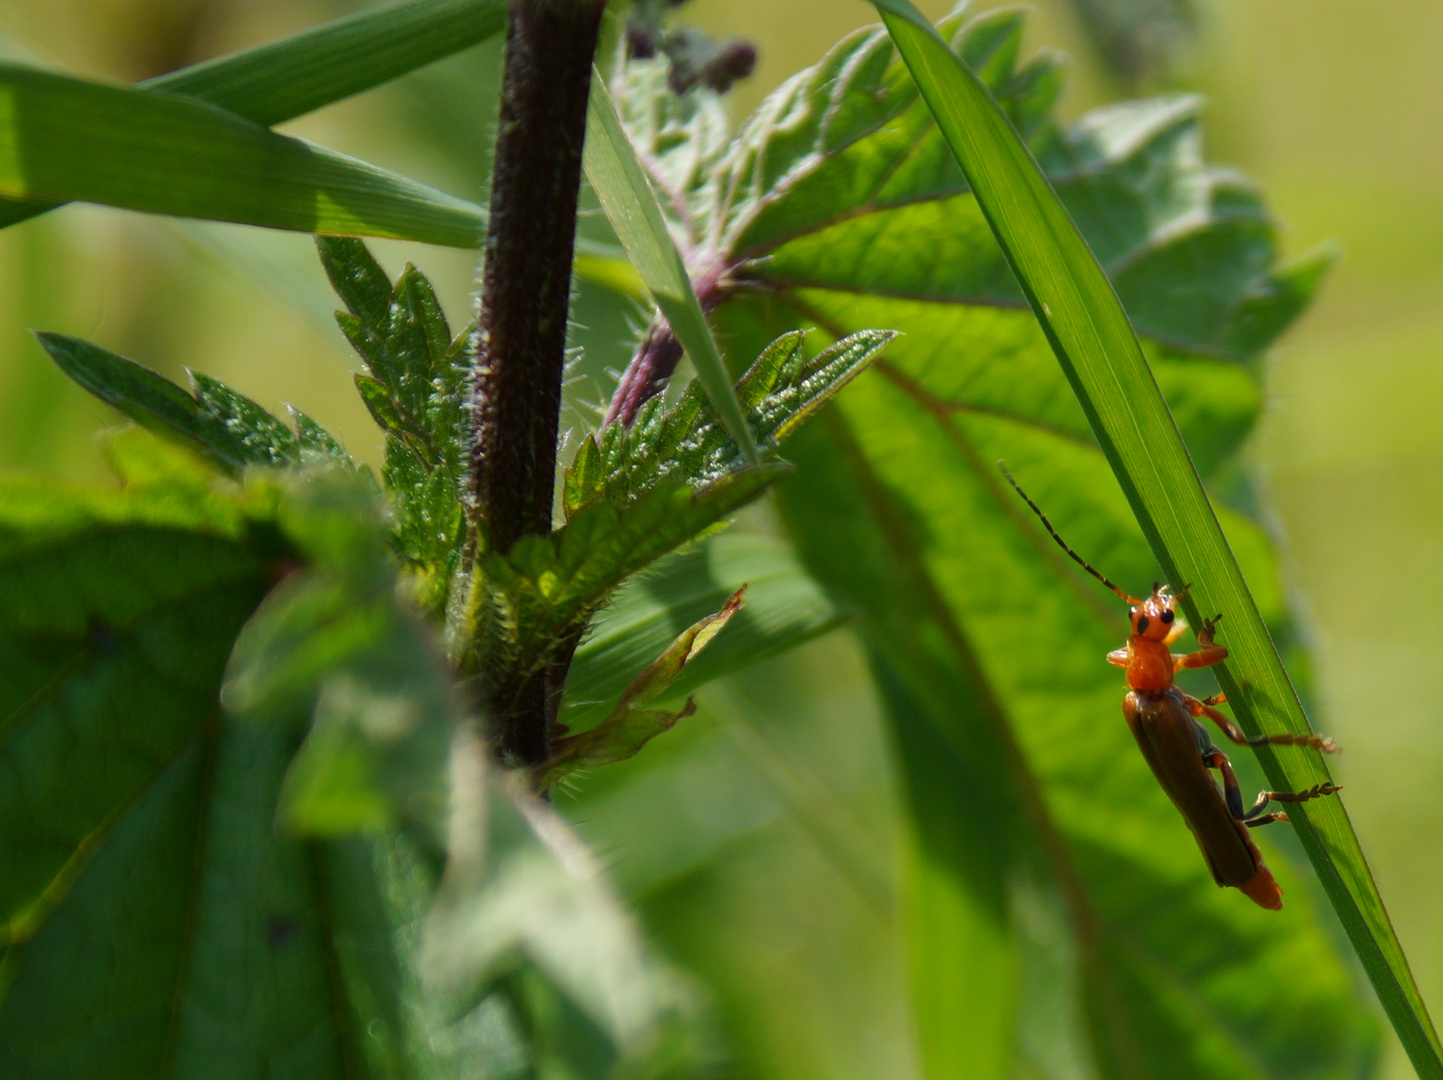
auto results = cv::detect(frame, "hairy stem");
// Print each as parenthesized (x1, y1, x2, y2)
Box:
(471, 0, 606, 767)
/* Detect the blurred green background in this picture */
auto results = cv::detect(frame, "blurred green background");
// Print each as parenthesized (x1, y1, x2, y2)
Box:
(1, 0, 1437, 1076)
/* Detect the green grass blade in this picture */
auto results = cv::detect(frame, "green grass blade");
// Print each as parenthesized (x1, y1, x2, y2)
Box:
(582, 69, 761, 465)
(0, 62, 484, 246)
(143, 0, 505, 126)
(871, 0, 1443, 1071)
(0, 0, 505, 232)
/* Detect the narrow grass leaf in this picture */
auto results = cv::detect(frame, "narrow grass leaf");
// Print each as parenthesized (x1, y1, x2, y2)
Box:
(0, 63, 484, 246)
(0, 0, 506, 231)
(582, 69, 760, 464)
(872, 0, 1442, 1070)
(144, 0, 505, 127)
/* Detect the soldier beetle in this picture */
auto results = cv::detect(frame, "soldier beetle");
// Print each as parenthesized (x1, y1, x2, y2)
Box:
(1001, 466, 1341, 910)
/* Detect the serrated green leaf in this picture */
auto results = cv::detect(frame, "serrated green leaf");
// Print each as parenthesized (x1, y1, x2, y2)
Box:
(624, 7, 1314, 372)
(37, 331, 353, 475)
(189, 370, 299, 468)
(318, 239, 470, 616)
(224, 475, 456, 843)
(322, 239, 470, 467)
(421, 739, 695, 1065)
(355, 371, 408, 437)
(583, 68, 761, 464)
(0, 62, 485, 246)
(318, 234, 396, 326)
(0, 0, 508, 231)
(537, 587, 745, 788)
(0, 463, 688, 1077)
(485, 466, 788, 688)
(288, 406, 356, 468)
(36, 331, 216, 454)
(868, 1, 1437, 1074)
(567, 328, 894, 516)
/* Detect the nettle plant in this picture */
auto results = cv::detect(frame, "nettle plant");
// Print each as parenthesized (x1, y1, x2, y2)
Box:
(1, 0, 1439, 1077)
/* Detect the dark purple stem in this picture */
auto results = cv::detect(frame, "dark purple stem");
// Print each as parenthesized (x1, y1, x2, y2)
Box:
(471, 0, 607, 767)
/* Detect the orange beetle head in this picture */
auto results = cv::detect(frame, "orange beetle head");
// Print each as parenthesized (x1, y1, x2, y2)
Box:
(1128, 583, 1180, 641)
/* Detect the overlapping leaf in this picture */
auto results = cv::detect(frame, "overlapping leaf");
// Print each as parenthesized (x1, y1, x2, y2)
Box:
(608, 5, 1380, 1077)
(0, 441, 283, 1072)
(585, 69, 760, 462)
(871, 0, 1434, 1073)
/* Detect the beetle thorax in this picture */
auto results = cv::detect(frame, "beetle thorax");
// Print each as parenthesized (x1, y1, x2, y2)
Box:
(1126, 635, 1174, 693)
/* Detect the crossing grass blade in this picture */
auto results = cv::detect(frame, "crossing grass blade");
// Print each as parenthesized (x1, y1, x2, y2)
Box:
(0, 62, 484, 246)
(0, 0, 506, 232)
(582, 69, 761, 465)
(870, 0, 1443, 1073)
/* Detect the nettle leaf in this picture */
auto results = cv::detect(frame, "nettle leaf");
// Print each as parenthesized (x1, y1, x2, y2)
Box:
(564, 328, 894, 516)
(318, 237, 471, 614)
(0, 460, 693, 1078)
(0, 450, 283, 1068)
(612, 59, 733, 241)
(483, 466, 786, 691)
(227, 475, 697, 1074)
(537, 586, 745, 789)
(37, 331, 353, 473)
(609, 5, 1373, 1078)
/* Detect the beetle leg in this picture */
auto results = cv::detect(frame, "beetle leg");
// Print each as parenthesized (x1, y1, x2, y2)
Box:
(1245, 812, 1290, 828)
(1233, 782, 1342, 821)
(1187, 693, 1249, 745)
(1163, 620, 1188, 646)
(1251, 731, 1340, 753)
(1197, 614, 1223, 646)
(1107, 647, 1128, 668)
(1262, 782, 1343, 804)
(1203, 748, 1256, 821)
(1174, 617, 1227, 670)
(1173, 643, 1228, 673)
(1203, 747, 1333, 823)
(1183, 693, 1340, 754)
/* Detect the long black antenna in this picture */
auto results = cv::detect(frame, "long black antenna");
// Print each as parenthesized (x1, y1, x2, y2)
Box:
(998, 462, 1135, 603)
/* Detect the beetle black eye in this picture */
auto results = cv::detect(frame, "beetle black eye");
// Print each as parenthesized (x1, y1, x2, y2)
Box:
(1136, 615, 1150, 634)
(1160, 610, 1175, 624)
